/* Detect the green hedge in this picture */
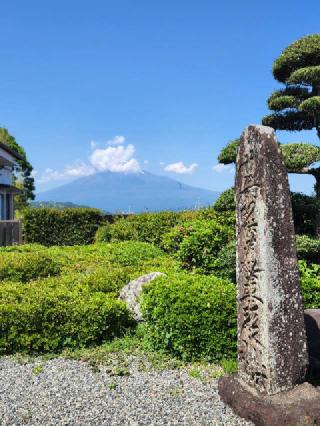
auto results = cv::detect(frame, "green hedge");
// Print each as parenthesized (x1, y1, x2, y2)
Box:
(162, 219, 233, 274)
(300, 261, 320, 308)
(213, 188, 236, 212)
(23, 208, 104, 246)
(94, 223, 112, 243)
(110, 212, 181, 245)
(141, 274, 237, 361)
(296, 235, 320, 264)
(0, 252, 61, 282)
(43, 267, 131, 296)
(0, 278, 135, 354)
(44, 241, 167, 275)
(213, 240, 237, 283)
(141, 265, 320, 362)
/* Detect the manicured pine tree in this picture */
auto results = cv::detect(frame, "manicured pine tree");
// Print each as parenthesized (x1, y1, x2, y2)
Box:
(263, 34, 320, 235)
(263, 34, 320, 137)
(218, 34, 320, 235)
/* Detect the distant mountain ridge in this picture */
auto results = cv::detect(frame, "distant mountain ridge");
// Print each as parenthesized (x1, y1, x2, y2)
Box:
(36, 171, 219, 213)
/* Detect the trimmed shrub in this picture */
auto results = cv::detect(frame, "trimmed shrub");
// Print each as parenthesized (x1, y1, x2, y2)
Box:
(94, 223, 112, 243)
(0, 244, 44, 253)
(213, 188, 235, 212)
(162, 219, 233, 274)
(161, 224, 190, 253)
(214, 240, 237, 283)
(0, 279, 135, 354)
(109, 219, 139, 242)
(43, 267, 131, 296)
(0, 252, 61, 282)
(106, 241, 165, 267)
(197, 208, 236, 228)
(178, 222, 231, 273)
(42, 241, 166, 276)
(296, 235, 320, 263)
(300, 261, 320, 308)
(78, 267, 131, 294)
(141, 274, 237, 361)
(23, 208, 104, 246)
(111, 212, 180, 245)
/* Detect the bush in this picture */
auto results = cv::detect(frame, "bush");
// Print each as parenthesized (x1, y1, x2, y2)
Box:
(95, 223, 112, 243)
(162, 219, 233, 274)
(47, 267, 131, 295)
(0, 279, 135, 354)
(111, 212, 180, 245)
(214, 240, 237, 283)
(213, 188, 235, 212)
(296, 235, 320, 263)
(23, 208, 104, 246)
(106, 241, 165, 267)
(195, 207, 236, 228)
(0, 252, 61, 282)
(141, 274, 237, 361)
(300, 261, 320, 308)
(39, 241, 166, 277)
(0, 244, 44, 253)
(109, 219, 139, 242)
(78, 267, 130, 294)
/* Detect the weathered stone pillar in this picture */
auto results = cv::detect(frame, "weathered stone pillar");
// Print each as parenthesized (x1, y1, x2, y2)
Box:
(236, 125, 307, 393)
(218, 125, 320, 425)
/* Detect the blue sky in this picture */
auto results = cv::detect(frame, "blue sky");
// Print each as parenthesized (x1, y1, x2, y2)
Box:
(0, 0, 319, 194)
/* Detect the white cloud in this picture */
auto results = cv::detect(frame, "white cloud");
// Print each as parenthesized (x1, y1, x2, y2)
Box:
(37, 135, 141, 184)
(143, 160, 149, 165)
(90, 140, 97, 150)
(89, 144, 141, 173)
(107, 135, 126, 145)
(38, 162, 95, 183)
(164, 161, 198, 175)
(212, 163, 234, 173)
(65, 162, 95, 177)
(90, 136, 125, 150)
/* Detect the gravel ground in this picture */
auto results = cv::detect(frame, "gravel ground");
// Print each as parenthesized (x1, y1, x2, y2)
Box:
(0, 357, 252, 425)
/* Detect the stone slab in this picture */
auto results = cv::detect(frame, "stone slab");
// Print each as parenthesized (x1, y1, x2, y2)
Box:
(218, 373, 320, 425)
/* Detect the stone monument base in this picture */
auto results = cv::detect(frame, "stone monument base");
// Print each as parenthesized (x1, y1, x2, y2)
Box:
(218, 373, 320, 425)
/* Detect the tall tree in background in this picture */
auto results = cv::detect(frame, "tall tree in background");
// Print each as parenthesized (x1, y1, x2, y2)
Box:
(262, 34, 320, 234)
(218, 34, 320, 235)
(262, 34, 320, 137)
(0, 128, 35, 209)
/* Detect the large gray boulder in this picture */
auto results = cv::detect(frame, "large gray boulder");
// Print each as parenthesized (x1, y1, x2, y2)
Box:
(119, 272, 165, 321)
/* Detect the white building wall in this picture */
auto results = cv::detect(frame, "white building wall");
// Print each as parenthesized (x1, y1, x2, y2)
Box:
(0, 147, 16, 163)
(0, 168, 13, 185)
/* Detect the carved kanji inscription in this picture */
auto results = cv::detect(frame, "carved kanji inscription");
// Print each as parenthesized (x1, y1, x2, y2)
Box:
(235, 125, 308, 395)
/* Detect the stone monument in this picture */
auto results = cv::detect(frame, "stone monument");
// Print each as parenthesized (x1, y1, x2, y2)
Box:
(218, 125, 320, 425)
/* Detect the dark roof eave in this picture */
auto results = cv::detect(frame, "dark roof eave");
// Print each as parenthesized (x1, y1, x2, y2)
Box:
(0, 184, 22, 194)
(0, 141, 23, 161)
